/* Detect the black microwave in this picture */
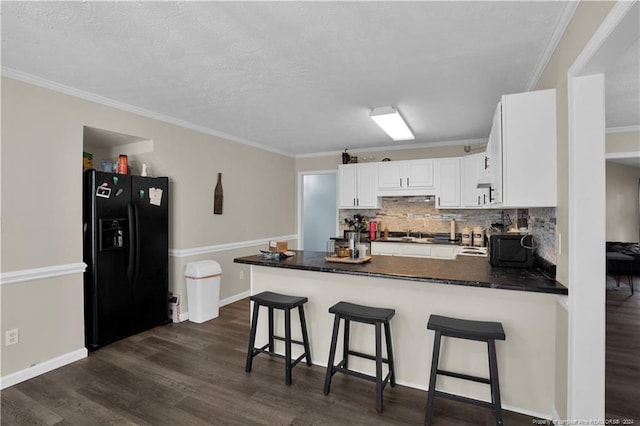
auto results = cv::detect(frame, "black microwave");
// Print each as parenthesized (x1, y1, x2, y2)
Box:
(489, 233, 534, 268)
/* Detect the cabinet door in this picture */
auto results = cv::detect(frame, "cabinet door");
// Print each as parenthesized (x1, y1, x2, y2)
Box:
(338, 165, 358, 208)
(407, 159, 434, 188)
(430, 245, 458, 259)
(371, 242, 400, 256)
(461, 154, 489, 207)
(378, 162, 405, 189)
(356, 163, 379, 208)
(436, 158, 461, 208)
(488, 103, 503, 204)
(401, 244, 431, 258)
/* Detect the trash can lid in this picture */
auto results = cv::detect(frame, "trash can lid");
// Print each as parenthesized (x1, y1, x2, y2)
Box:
(185, 260, 221, 278)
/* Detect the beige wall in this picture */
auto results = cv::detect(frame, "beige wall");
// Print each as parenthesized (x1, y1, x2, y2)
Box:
(606, 162, 640, 242)
(1, 77, 296, 378)
(606, 131, 640, 154)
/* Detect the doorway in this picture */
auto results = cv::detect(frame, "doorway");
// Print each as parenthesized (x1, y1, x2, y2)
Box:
(299, 172, 338, 252)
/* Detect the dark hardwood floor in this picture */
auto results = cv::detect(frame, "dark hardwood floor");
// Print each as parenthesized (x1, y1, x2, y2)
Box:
(0, 298, 543, 425)
(605, 275, 640, 422)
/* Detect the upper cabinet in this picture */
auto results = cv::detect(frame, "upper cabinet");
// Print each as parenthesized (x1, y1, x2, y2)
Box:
(461, 153, 490, 207)
(484, 89, 557, 207)
(435, 158, 461, 208)
(377, 159, 434, 196)
(338, 163, 381, 209)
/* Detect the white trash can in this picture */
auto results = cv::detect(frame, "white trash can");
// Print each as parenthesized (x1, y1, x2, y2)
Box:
(185, 260, 221, 323)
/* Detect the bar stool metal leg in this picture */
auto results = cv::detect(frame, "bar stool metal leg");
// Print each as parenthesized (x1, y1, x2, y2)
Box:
(246, 301, 260, 372)
(488, 340, 504, 426)
(375, 321, 383, 413)
(425, 330, 442, 426)
(343, 319, 350, 369)
(268, 307, 274, 353)
(285, 308, 292, 385)
(323, 315, 341, 395)
(298, 305, 312, 366)
(384, 322, 396, 387)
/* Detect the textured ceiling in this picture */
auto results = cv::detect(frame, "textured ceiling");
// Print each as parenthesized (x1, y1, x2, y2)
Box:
(1, 1, 636, 156)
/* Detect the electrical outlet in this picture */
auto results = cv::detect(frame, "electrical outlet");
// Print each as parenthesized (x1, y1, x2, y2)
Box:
(239, 270, 244, 280)
(5, 328, 19, 346)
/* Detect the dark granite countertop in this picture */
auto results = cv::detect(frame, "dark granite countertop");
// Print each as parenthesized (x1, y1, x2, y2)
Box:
(234, 250, 568, 295)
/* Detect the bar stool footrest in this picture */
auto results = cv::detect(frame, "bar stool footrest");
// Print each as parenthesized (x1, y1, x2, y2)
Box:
(436, 369, 491, 384)
(434, 390, 494, 410)
(333, 365, 392, 387)
(348, 349, 391, 364)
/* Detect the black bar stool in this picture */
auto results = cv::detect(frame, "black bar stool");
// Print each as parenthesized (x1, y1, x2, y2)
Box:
(425, 314, 506, 426)
(245, 291, 312, 385)
(323, 301, 396, 413)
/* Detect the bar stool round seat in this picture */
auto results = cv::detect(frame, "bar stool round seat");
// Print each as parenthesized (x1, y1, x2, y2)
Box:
(323, 301, 396, 413)
(245, 291, 312, 386)
(425, 314, 506, 426)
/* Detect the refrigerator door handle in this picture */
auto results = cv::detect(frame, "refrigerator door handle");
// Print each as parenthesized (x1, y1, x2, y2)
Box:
(127, 203, 136, 282)
(133, 203, 141, 282)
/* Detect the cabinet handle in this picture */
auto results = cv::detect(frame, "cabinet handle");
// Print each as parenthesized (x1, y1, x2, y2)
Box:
(484, 156, 489, 170)
(489, 187, 494, 203)
(399, 178, 402, 187)
(483, 194, 487, 204)
(437, 196, 440, 206)
(357, 198, 359, 206)
(407, 177, 410, 187)
(353, 198, 356, 206)
(478, 195, 480, 206)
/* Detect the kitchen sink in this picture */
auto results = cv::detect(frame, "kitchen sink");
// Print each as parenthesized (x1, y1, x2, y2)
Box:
(381, 236, 434, 243)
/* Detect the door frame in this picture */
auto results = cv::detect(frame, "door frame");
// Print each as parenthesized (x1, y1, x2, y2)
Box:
(566, 0, 638, 419)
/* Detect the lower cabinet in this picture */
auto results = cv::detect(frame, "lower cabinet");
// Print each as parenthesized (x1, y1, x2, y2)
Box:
(371, 242, 459, 259)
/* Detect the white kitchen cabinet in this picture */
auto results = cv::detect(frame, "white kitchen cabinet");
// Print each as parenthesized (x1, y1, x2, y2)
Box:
(461, 153, 490, 207)
(338, 163, 381, 209)
(435, 158, 461, 208)
(377, 159, 434, 196)
(370, 241, 458, 259)
(484, 89, 557, 207)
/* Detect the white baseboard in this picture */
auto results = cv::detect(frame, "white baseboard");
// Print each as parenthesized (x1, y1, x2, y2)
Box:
(176, 290, 250, 322)
(220, 290, 250, 307)
(0, 348, 87, 390)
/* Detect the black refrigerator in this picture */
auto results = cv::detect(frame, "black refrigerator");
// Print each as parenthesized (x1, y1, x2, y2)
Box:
(83, 170, 169, 350)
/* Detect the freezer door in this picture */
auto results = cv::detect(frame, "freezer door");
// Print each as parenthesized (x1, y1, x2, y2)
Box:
(83, 170, 134, 349)
(131, 176, 169, 331)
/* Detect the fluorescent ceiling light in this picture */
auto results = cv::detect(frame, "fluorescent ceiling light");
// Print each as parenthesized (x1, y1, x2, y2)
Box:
(370, 106, 415, 141)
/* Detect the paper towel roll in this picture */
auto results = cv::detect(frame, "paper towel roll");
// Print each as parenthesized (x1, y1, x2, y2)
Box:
(450, 219, 456, 240)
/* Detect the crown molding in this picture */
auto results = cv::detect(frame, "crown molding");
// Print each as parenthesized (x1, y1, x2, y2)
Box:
(527, 1, 579, 90)
(1, 67, 294, 158)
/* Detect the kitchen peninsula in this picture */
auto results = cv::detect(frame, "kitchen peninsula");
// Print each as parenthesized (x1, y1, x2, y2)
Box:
(234, 251, 566, 418)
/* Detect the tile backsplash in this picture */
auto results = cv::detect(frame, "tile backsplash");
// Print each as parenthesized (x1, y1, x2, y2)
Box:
(340, 197, 557, 264)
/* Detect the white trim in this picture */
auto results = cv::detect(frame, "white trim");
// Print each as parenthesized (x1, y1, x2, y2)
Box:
(527, 1, 579, 91)
(178, 312, 190, 322)
(294, 138, 488, 159)
(0, 262, 87, 286)
(552, 406, 562, 424)
(606, 125, 640, 134)
(569, 1, 639, 76)
(556, 295, 569, 311)
(168, 234, 298, 258)
(1, 67, 293, 158)
(0, 348, 87, 390)
(605, 151, 640, 160)
(219, 290, 250, 307)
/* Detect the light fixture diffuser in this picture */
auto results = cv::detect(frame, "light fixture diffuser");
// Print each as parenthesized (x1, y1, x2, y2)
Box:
(370, 106, 415, 141)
